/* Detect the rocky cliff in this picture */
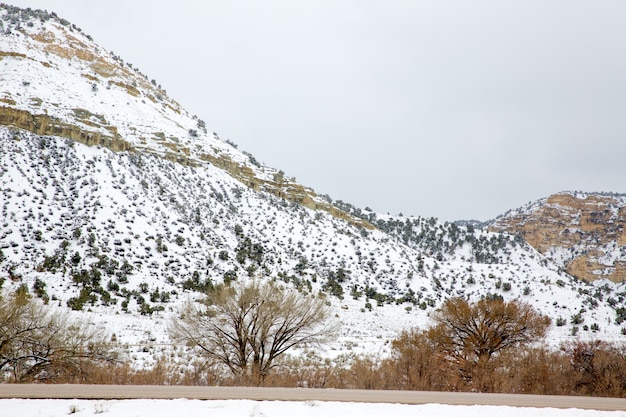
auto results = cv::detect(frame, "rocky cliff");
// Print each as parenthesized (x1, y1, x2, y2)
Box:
(489, 192, 626, 283)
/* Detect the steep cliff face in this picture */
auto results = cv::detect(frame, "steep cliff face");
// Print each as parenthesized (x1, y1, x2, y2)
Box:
(489, 192, 626, 283)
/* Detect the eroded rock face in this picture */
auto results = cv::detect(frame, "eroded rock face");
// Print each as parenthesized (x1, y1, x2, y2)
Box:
(0, 106, 131, 151)
(489, 192, 626, 282)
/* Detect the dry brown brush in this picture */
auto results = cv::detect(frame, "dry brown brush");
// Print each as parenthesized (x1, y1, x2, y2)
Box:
(0, 290, 117, 383)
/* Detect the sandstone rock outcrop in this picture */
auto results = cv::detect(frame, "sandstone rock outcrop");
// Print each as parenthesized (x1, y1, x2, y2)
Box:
(489, 192, 626, 282)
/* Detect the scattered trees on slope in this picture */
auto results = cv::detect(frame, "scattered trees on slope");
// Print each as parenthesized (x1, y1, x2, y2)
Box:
(0, 290, 116, 382)
(169, 280, 337, 384)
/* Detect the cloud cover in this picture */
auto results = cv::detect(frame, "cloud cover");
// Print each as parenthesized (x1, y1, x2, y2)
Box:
(8, 0, 626, 220)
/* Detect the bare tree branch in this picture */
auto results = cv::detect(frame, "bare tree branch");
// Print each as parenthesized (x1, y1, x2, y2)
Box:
(427, 297, 551, 386)
(169, 280, 337, 384)
(0, 291, 116, 382)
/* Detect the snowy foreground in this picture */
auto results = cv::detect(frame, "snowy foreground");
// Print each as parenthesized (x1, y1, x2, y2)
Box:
(2, 399, 625, 417)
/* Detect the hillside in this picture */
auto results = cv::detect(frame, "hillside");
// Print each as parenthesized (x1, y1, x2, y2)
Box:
(1, 5, 625, 365)
(489, 192, 626, 283)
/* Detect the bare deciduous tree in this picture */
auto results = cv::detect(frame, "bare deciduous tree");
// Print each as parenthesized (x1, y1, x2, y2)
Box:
(426, 297, 550, 387)
(0, 291, 115, 382)
(170, 280, 337, 384)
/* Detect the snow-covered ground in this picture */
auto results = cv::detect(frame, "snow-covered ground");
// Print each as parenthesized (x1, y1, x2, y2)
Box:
(2, 399, 625, 417)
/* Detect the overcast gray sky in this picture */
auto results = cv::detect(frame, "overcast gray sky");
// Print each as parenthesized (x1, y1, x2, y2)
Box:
(10, 1, 626, 221)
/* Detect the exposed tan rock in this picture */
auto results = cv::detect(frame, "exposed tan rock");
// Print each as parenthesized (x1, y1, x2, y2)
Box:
(108, 80, 140, 97)
(489, 192, 626, 282)
(81, 73, 99, 82)
(0, 49, 48, 68)
(0, 97, 17, 106)
(0, 50, 27, 59)
(32, 30, 98, 62)
(0, 106, 132, 152)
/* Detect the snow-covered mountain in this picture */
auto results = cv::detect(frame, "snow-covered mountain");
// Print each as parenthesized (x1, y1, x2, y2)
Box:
(1, 5, 625, 363)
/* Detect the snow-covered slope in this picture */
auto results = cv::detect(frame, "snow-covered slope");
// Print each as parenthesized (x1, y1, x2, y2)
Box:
(1, 5, 625, 365)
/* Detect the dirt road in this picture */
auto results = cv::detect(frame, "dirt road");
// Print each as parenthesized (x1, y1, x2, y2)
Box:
(1, 385, 624, 411)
